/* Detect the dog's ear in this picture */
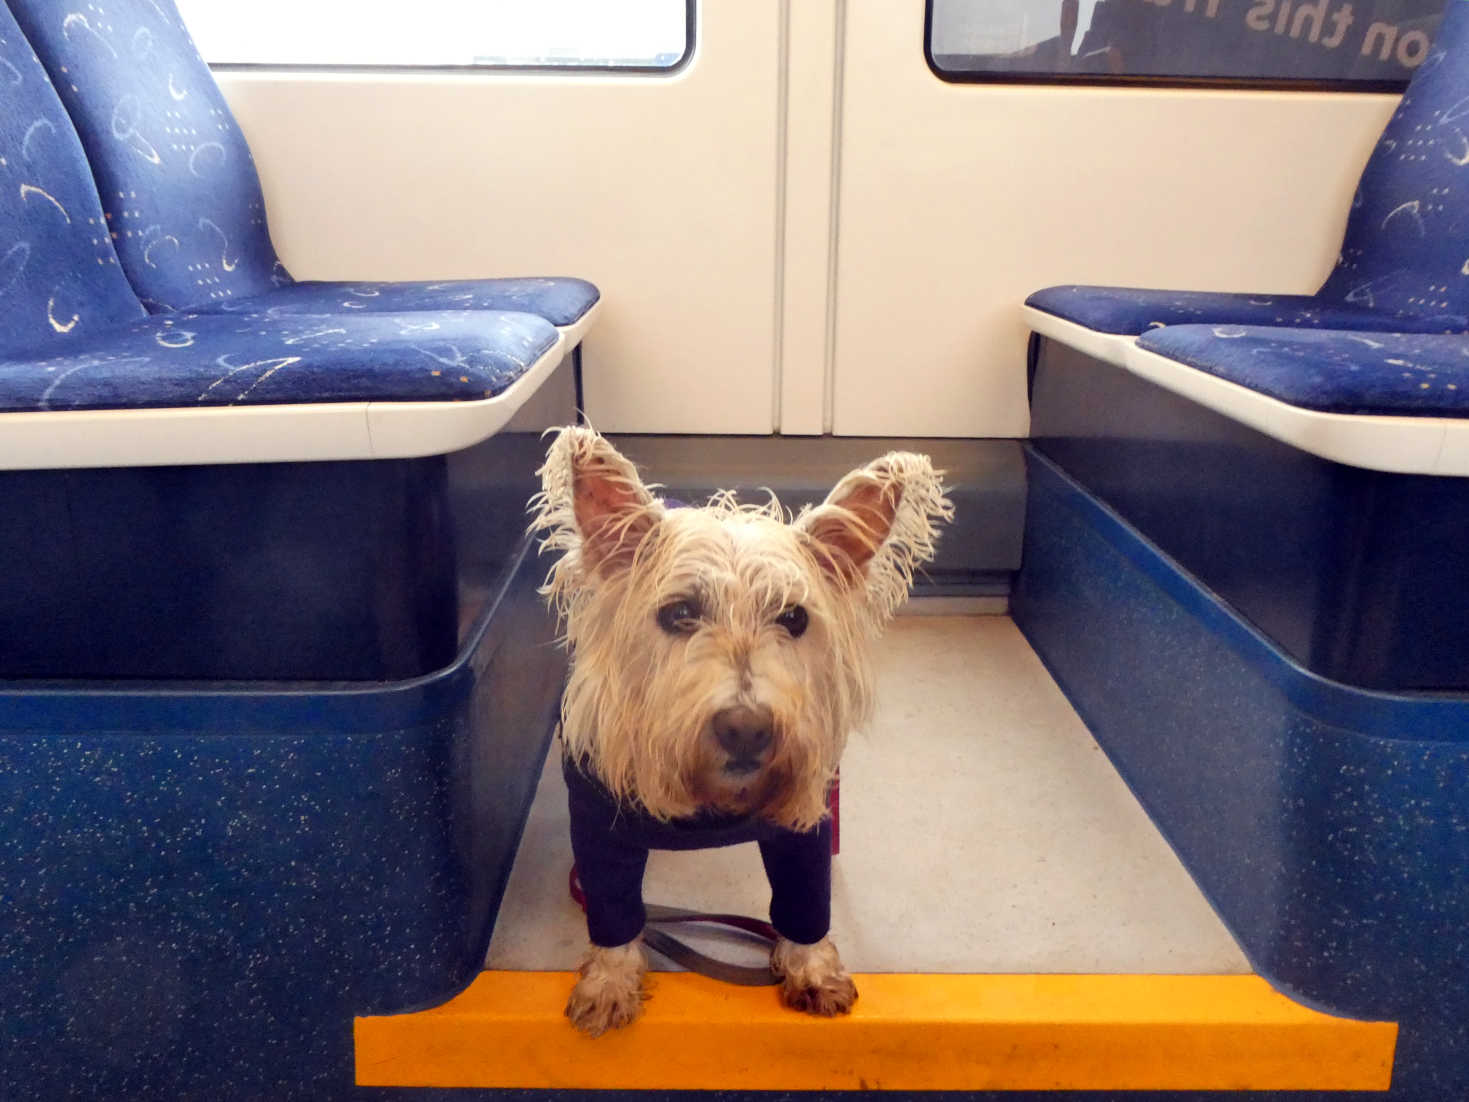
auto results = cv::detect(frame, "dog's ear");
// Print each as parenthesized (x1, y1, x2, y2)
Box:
(796, 453, 952, 619)
(532, 425, 662, 581)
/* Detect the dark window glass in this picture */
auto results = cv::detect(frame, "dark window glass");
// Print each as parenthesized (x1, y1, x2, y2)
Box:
(929, 0, 1448, 87)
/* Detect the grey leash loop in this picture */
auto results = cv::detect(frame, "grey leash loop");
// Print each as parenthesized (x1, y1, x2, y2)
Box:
(570, 865, 780, 986)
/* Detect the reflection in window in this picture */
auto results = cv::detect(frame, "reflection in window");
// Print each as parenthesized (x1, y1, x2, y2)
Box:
(929, 0, 1447, 84)
(176, 0, 690, 70)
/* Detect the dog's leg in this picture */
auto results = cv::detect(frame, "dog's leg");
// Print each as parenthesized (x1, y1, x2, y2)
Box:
(771, 936, 858, 1016)
(758, 820, 855, 1016)
(565, 937, 648, 1036)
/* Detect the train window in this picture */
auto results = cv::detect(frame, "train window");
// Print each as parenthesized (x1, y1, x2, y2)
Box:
(175, 0, 692, 71)
(927, 0, 1448, 88)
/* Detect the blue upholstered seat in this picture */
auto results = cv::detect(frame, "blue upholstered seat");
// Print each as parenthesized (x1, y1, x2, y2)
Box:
(7, 0, 600, 328)
(1137, 325, 1469, 417)
(0, 16, 147, 353)
(0, 310, 558, 412)
(203, 278, 600, 328)
(1028, 3, 1469, 337)
(0, 4, 558, 416)
(1025, 287, 1468, 336)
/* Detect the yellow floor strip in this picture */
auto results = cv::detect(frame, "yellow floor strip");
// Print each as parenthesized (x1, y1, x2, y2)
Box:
(355, 971, 1396, 1091)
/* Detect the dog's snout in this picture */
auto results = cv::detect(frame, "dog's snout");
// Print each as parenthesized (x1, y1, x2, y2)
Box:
(713, 706, 773, 760)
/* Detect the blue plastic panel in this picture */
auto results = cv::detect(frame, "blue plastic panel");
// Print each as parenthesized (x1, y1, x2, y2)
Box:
(1013, 446, 1469, 1100)
(1029, 335, 1469, 692)
(0, 543, 564, 1098)
(0, 360, 575, 682)
(0, 457, 459, 680)
(0, 359, 575, 1097)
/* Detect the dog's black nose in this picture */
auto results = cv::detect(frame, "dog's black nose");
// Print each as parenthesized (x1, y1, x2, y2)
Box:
(713, 706, 773, 761)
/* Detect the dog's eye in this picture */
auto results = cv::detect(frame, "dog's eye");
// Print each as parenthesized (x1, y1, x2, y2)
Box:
(656, 598, 701, 636)
(775, 605, 809, 639)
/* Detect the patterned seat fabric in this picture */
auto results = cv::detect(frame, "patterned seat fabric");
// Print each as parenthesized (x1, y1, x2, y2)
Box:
(209, 277, 601, 328)
(1137, 324, 1469, 417)
(7, 0, 287, 313)
(0, 12, 147, 354)
(0, 2, 558, 413)
(0, 309, 558, 412)
(1024, 286, 1468, 336)
(1028, 3, 1468, 337)
(8, 0, 599, 327)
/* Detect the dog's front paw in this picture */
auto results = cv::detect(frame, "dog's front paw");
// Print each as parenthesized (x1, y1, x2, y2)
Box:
(566, 940, 647, 1037)
(771, 936, 858, 1017)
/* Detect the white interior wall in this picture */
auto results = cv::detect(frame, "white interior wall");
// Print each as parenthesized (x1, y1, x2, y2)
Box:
(209, 1, 1402, 439)
(831, 2, 1400, 437)
(215, 2, 782, 435)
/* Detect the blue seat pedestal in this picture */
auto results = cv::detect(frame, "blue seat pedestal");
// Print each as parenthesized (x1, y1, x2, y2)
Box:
(0, 363, 575, 1098)
(0, 454, 465, 681)
(1013, 446, 1469, 1100)
(1028, 335, 1469, 692)
(0, 531, 565, 1099)
(0, 357, 577, 682)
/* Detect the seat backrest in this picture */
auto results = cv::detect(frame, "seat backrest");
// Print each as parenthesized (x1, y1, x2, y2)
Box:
(9, 0, 290, 313)
(1316, 2, 1469, 320)
(0, 4, 144, 355)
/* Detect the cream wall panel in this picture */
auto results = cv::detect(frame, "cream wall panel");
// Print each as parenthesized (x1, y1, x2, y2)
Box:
(214, 1, 782, 434)
(833, 1, 1400, 437)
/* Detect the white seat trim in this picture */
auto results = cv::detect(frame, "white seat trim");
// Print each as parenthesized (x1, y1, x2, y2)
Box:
(1124, 344, 1469, 477)
(553, 297, 600, 357)
(1025, 302, 1469, 477)
(1021, 305, 1139, 368)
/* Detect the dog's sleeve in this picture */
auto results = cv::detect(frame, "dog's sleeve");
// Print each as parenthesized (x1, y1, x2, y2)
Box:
(758, 818, 833, 945)
(565, 764, 651, 948)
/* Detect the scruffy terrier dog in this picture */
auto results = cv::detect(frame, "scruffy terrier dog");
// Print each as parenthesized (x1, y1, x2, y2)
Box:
(531, 427, 951, 1036)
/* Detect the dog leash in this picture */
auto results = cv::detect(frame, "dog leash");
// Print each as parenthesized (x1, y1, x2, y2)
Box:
(568, 865, 780, 986)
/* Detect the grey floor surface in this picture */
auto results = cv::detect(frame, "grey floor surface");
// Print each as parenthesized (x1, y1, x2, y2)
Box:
(485, 614, 1251, 976)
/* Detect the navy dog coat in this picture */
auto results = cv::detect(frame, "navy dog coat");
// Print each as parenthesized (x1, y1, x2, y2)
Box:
(563, 754, 832, 948)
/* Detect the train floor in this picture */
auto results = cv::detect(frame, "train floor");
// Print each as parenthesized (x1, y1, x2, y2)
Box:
(485, 610, 1251, 976)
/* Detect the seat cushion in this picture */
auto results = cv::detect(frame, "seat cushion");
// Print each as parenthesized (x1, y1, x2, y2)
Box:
(1026, 286, 1469, 336)
(11, 0, 602, 329)
(0, 3, 146, 354)
(10, 0, 291, 312)
(1137, 325, 1469, 417)
(1031, 8, 1469, 340)
(0, 310, 558, 412)
(198, 277, 602, 328)
(10, 0, 602, 328)
(1316, 3, 1469, 317)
